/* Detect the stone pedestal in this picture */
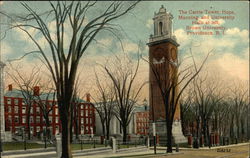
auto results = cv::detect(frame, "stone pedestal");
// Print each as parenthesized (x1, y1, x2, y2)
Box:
(111, 137, 116, 153)
(149, 120, 187, 145)
(55, 134, 62, 158)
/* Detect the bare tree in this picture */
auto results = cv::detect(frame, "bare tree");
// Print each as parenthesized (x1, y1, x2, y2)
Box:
(34, 79, 56, 148)
(143, 48, 211, 152)
(92, 71, 115, 140)
(191, 75, 224, 146)
(180, 89, 195, 135)
(103, 53, 146, 142)
(228, 83, 248, 142)
(6, 64, 41, 140)
(1, 1, 139, 157)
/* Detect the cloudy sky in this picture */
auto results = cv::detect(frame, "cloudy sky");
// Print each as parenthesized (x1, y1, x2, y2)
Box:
(0, 1, 249, 100)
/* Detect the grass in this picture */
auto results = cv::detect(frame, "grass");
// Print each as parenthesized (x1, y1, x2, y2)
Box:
(2, 142, 54, 151)
(71, 143, 106, 150)
(117, 144, 144, 149)
(3, 142, 107, 151)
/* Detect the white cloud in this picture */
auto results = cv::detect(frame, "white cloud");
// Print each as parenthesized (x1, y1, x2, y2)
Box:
(146, 19, 153, 29)
(0, 1, 3, 5)
(98, 38, 112, 47)
(123, 41, 139, 55)
(174, 29, 190, 46)
(216, 53, 249, 81)
(175, 26, 249, 82)
(225, 28, 249, 41)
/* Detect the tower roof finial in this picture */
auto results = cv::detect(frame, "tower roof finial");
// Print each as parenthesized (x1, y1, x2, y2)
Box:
(159, 5, 166, 13)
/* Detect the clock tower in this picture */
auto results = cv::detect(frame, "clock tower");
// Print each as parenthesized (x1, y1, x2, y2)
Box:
(148, 5, 186, 144)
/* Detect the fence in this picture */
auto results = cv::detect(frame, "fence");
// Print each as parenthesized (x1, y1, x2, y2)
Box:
(116, 137, 147, 150)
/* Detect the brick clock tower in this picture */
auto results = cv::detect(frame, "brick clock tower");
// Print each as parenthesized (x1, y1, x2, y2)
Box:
(147, 5, 186, 144)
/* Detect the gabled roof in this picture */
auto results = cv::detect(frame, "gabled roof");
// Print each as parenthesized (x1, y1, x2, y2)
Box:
(5, 89, 87, 103)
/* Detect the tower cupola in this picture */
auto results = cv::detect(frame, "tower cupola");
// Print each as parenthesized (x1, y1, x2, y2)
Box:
(149, 5, 177, 43)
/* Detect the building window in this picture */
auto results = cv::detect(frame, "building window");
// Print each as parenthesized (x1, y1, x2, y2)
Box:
(81, 111, 84, 116)
(14, 99, 19, 105)
(22, 107, 26, 114)
(49, 116, 52, 124)
(14, 106, 18, 114)
(36, 107, 40, 114)
(8, 116, 12, 123)
(22, 100, 25, 105)
(55, 108, 58, 115)
(159, 21, 163, 35)
(30, 107, 33, 114)
(30, 127, 33, 135)
(30, 116, 33, 123)
(14, 116, 19, 123)
(22, 116, 26, 124)
(55, 117, 58, 123)
(86, 118, 88, 124)
(37, 126, 40, 132)
(36, 116, 40, 123)
(8, 106, 11, 113)
(7, 98, 11, 104)
(56, 126, 59, 134)
(81, 118, 84, 124)
(86, 110, 88, 117)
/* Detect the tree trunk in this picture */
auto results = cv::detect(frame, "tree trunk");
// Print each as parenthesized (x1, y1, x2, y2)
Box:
(166, 119, 173, 153)
(106, 123, 110, 140)
(70, 110, 73, 143)
(61, 113, 72, 158)
(45, 116, 50, 140)
(26, 114, 31, 140)
(102, 121, 106, 138)
(202, 119, 207, 146)
(122, 125, 127, 143)
(240, 119, 245, 140)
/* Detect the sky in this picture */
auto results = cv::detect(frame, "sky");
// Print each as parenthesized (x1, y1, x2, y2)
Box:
(0, 1, 249, 101)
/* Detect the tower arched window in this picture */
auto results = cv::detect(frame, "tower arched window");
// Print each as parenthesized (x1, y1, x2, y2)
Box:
(159, 22, 163, 35)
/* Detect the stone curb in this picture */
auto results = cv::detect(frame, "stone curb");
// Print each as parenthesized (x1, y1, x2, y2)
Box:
(2, 147, 56, 156)
(150, 142, 250, 151)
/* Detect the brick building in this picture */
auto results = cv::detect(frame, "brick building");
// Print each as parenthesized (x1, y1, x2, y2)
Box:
(4, 85, 95, 136)
(135, 109, 149, 135)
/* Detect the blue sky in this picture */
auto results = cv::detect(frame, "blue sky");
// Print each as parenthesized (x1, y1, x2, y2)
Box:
(0, 1, 249, 98)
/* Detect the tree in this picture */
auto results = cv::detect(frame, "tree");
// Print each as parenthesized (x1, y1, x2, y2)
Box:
(34, 79, 56, 148)
(143, 48, 211, 152)
(228, 83, 248, 142)
(180, 89, 195, 135)
(1, 1, 139, 157)
(93, 71, 115, 140)
(6, 64, 41, 140)
(103, 53, 146, 142)
(191, 75, 224, 146)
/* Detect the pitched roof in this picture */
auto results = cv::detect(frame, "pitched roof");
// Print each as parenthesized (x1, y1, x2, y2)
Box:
(4, 89, 87, 103)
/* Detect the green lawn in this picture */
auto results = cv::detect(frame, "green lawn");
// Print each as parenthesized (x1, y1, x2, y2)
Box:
(2, 142, 54, 151)
(71, 143, 106, 150)
(117, 143, 144, 149)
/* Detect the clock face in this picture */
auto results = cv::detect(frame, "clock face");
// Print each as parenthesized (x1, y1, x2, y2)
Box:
(153, 48, 164, 61)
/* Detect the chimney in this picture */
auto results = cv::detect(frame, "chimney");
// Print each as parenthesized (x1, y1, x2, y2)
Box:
(33, 86, 40, 96)
(86, 93, 91, 102)
(8, 84, 12, 91)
